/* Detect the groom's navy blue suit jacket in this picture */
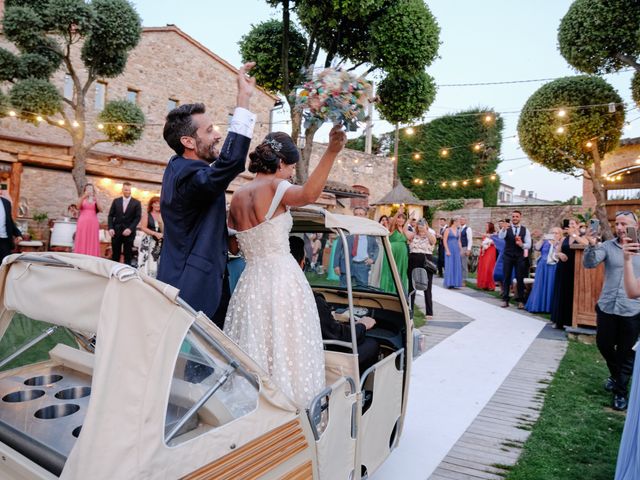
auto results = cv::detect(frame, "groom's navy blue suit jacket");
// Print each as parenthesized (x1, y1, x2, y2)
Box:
(157, 133, 251, 319)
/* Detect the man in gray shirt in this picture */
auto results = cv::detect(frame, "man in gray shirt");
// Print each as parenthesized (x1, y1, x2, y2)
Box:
(583, 211, 640, 411)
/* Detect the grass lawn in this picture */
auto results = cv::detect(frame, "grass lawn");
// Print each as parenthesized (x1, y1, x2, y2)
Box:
(0, 314, 77, 372)
(505, 340, 625, 480)
(413, 307, 426, 328)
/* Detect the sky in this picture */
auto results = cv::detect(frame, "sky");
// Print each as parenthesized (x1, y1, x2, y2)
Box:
(131, 0, 637, 201)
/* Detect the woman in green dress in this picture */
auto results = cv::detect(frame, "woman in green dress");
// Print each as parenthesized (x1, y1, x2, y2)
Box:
(380, 210, 412, 294)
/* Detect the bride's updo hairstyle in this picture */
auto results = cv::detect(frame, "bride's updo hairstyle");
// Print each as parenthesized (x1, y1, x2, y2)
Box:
(248, 132, 299, 174)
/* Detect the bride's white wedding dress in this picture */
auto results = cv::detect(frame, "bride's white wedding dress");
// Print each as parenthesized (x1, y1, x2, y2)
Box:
(224, 180, 325, 407)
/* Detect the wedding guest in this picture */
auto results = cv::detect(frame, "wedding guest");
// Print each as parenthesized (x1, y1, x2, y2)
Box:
(459, 216, 473, 281)
(499, 210, 531, 309)
(0, 195, 21, 262)
(551, 219, 579, 328)
(380, 209, 410, 294)
(443, 216, 463, 288)
(369, 215, 389, 288)
(525, 227, 561, 313)
(107, 182, 141, 265)
(492, 219, 508, 287)
(408, 219, 436, 316)
(477, 222, 497, 290)
(73, 183, 101, 257)
(326, 233, 340, 282)
(334, 206, 379, 287)
(137, 196, 163, 278)
(436, 217, 447, 277)
(67, 203, 79, 219)
(589, 211, 640, 411)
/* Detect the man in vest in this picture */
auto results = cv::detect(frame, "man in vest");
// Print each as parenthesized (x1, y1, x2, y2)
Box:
(459, 216, 473, 281)
(498, 210, 531, 308)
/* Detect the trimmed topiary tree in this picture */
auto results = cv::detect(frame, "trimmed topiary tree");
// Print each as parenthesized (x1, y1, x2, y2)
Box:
(518, 75, 625, 239)
(1, 0, 145, 194)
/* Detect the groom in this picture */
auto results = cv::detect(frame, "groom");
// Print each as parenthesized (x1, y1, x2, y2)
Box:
(157, 62, 256, 328)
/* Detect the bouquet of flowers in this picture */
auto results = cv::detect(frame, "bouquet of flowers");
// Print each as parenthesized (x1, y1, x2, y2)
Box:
(295, 68, 372, 132)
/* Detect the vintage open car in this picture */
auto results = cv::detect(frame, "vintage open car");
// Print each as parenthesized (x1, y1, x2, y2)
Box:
(0, 207, 426, 479)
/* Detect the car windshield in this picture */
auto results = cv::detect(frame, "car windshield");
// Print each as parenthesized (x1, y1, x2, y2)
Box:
(299, 231, 400, 296)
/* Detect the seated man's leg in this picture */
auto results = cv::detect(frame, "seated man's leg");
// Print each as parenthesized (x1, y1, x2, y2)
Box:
(358, 338, 380, 373)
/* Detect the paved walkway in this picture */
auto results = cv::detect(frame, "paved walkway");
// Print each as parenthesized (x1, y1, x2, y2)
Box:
(372, 281, 567, 480)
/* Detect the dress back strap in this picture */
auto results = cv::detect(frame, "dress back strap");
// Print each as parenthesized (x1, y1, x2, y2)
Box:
(265, 180, 292, 221)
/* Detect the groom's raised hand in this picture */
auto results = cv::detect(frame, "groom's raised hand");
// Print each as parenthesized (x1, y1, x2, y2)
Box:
(237, 62, 256, 110)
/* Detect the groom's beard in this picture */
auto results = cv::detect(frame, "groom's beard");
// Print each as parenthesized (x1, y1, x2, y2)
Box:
(195, 135, 219, 162)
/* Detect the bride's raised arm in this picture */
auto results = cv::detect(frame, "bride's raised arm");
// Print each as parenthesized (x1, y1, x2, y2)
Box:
(281, 125, 346, 207)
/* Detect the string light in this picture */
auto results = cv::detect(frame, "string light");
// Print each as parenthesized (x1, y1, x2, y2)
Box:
(389, 156, 395, 162)
(451, 181, 458, 187)
(475, 178, 481, 184)
(116, 125, 123, 131)
(36, 115, 43, 122)
(490, 174, 497, 181)
(585, 141, 593, 148)
(473, 143, 482, 152)
(405, 127, 415, 135)
(462, 180, 468, 186)
(413, 153, 421, 160)
(440, 148, 449, 157)
(484, 114, 494, 123)
(72, 120, 79, 128)
(556, 126, 565, 134)
(557, 109, 567, 118)
(57, 119, 65, 126)
(441, 182, 447, 187)
(8, 111, 16, 117)
(97, 123, 104, 130)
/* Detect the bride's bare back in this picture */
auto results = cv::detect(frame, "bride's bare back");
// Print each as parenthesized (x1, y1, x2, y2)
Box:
(228, 125, 347, 232)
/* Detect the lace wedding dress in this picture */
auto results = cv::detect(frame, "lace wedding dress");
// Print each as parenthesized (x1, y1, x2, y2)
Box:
(224, 181, 325, 407)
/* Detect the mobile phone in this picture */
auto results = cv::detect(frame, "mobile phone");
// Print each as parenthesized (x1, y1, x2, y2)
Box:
(589, 218, 600, 234)
(627, 226, 638, 243)
(562, 219, 570, 229)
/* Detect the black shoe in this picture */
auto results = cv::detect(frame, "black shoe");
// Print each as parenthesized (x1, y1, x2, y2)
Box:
(604, 377, 615, 393)
(613, 394, 628, 411)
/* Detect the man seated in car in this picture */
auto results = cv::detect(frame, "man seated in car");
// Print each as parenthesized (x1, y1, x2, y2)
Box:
(289, 236, 379, 372)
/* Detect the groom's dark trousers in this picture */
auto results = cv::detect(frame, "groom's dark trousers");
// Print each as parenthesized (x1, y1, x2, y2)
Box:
(158, 133, 251, 329)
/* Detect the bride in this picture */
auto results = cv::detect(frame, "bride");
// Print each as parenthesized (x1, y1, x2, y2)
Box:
(224, 125, 346, 407)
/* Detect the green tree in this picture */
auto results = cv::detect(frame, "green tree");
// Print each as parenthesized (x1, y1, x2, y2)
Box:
(0, 0, 145, 194)
(240, 0, 440, 184)
(345, 133, 381, 154)
(518, 76, 625, 239)
(558, 0, 640, 106)
(395, 108, 503, 206)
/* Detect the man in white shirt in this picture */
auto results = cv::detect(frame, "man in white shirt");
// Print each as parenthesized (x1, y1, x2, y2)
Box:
(459, 216, 473, 281)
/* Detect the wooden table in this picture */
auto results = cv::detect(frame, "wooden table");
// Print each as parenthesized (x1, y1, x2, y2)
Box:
(572, 244, 604, 328)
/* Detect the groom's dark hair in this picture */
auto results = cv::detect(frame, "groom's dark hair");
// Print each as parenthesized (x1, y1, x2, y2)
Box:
(289, 236, 306, 266)
(163, 103, 206, 155)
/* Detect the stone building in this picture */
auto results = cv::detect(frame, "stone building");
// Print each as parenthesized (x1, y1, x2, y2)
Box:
(0, 19, 278, 226)
(582, 137, 640, 216)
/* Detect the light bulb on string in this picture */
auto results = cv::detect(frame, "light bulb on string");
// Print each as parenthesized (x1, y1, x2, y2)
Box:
(475, 178, 481, 184)
(354, 159, 359, 164)
(585, 141, 593, 148)
(462, 180, 469, 186)
(57, 119, 65, 126)
(413, 153, 421, 160)
(36, 115, 43, 122)
(556, 126, 565, 134)
(97, 123, 104, 130)
(557, 109, 567, 118)
(484, 114, 494, 123)
(389, 156, 395, 162)
(441, 182, 447, 188)
(8, 111, 16, 117)
(440, 148, 449, 157)
(473, 143, 482, 152)
(490, 174, 497, 181)
(405, 127, 415, 136)
(451, 181, 458, 187)
(72, 120, 79, 128)
(116, 125, 124, 131)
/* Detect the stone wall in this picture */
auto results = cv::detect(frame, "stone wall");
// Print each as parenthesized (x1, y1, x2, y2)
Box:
(309, 145, 394, 205)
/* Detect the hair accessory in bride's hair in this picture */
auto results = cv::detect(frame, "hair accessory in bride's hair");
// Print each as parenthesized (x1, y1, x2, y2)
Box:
(264, 138, 283, 153)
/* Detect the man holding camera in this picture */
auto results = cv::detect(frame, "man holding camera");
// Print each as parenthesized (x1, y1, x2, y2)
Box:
(498, 210, 531, 309)
(583, 211, 640, 411)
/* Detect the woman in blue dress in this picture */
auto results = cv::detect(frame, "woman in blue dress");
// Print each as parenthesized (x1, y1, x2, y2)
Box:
(492, 219, 508, 284)
(525, 227, 561, 313)
(443, 216, 463, 288)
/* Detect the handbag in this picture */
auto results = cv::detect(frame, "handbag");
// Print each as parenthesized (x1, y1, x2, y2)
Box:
(424, 257, 437, 274)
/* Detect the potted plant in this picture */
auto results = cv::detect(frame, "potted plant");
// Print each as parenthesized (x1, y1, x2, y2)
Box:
(31, 211, 49, 241)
